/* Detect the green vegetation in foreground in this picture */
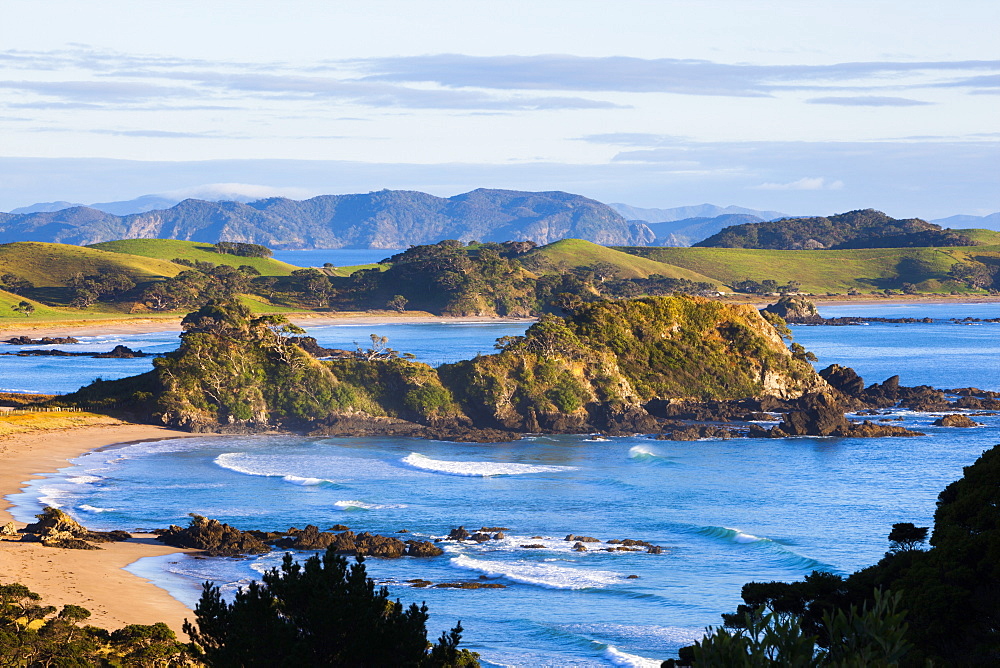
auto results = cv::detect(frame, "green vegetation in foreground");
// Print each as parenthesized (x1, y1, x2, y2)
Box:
(186, 551, 479, 666)
(676, 444, 1000, 666)
(616, 245, 975, 294)
(0, 583, 194, 666)
(89, 239, 298, 276)
(57, 295, 821, 434)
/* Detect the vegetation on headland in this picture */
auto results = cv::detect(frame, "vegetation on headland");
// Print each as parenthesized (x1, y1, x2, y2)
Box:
(672, 444, 1000, 666)
(53, 294, 824, 436)
(3, 234, 1000, 326)
(693, 209, 978, 250)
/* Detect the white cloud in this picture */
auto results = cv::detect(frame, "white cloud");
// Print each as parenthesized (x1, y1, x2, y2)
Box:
(158, 183, 319, 202)
(753, 177, 844, 191)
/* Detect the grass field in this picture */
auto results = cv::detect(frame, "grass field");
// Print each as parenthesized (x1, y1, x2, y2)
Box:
(0, 242, 183, 288)
(527, 239, 721, 284)
(615, 245, 973, 293)
(89, 239, 299, 276)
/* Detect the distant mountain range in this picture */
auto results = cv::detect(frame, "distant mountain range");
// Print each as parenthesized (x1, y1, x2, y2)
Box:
(0, 189, 654, 249)
(931, 212, 1000, 232)
(609, 202, 788, 224)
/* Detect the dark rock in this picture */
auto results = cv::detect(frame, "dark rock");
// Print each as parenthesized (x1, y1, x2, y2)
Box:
(492, 532, 505, 540)
(285, 525, 336, 550)
(520, 544, 546, 549)
(658, 424, 735, 441)
(647, 545, 664, 554)
(326, 530, 409, 558)
(626, 574, 640, 579)
(407, 579, 433, 588)
(397, 528, 410, 533)
(777, 392, 850, 436)
(448, 526, 470, 541)
(933, 414, 982, 427)
(156, 514, 271, 556)
(819, 364, 866, 398)
(573, 542, 587, 551)
(328, 524, 349, 531)
(469, 532, 492, 543)
(92, 345, 147, 358)
(405, 540, 445, 557)
(843, 421, 924, 438)
(479, 526, 509, 532)
(565, 534, 600, 542)
(4, 336, 79, 345)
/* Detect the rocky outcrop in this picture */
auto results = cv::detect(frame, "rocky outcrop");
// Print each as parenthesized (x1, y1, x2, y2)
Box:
(3, 336, 79, 345)
(933, 414, 982, 427)
(155, 514, 271, 556)
(762, 296, 824, 324)
(21, 507, 130, 549)
(764, 392, 924, 438)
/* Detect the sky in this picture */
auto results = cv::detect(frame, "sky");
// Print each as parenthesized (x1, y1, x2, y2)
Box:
(0, 0, 997, 218)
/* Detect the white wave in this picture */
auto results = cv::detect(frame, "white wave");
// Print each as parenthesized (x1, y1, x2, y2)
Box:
(282, 475, 326, 486)
(450, 555, 622, 589)
(37, 487, 68, 508)
(604, 646, 662, 667)
(402, 452, 576, 477)
(334, 500, 406, 510)
(66, 475, 101, 484)
(79, 504, 114, 513)
(215, 453, 339, 486)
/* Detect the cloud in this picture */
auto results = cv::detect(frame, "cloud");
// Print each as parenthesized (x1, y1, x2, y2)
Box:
(806, 96, 932, 107)
(360, 54, 1000, 97)
(753, 177, 844, 191)
(0, 79, 194, 103)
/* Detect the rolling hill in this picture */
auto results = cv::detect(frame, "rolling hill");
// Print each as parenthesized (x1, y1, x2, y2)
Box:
(694, 209, 975, 250)
(89, 239, 299, 276)
(616, 245, 971, 293)
(524, 239, 720, 284)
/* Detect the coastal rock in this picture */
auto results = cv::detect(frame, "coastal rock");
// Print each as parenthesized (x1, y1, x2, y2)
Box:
(565, 534, 600, 543)
(573, 542, 587, 551)
(520, 544, 546, 549)
(469, 532, 492, 543)
(843, 421, 924, 438)
(22, 507, 130, 549)
(155, 514, 271, 556)
(283, 525, 336, 550)
(448, 526, 471, 541)
(933, 414, 982, 427)
(1, 521, 17, 536)
(657, 424, 735, 441)
(819, 364, 866, 398)
(405, 540, 445, 557)
(433, 582, 506, 589)
(762, 296, 824, 324)
(92, 344, 147, 358)
(3, 336, 78, 345)
(776, 392, 850, 436)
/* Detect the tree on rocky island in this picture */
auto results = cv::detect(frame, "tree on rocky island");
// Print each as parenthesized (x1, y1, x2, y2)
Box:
(185, 549, 479, 667)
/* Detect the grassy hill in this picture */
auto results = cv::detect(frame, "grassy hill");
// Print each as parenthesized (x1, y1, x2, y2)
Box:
(616, 245, 972, 293)
(0, 242, 183, 287)
(525, 239, 721, 284)
(89, 239, 299, 276)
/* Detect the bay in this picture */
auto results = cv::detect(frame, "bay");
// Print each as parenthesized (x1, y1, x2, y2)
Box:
(6, 300, 1000, 665)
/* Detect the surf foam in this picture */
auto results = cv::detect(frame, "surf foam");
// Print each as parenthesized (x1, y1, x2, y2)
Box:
(604, 646, 663, 668)
(402, 452, 576, 477)
(450, 555, 622, 589)
(334, 500, 406, 510)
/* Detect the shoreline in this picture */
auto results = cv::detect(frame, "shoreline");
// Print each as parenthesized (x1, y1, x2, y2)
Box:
(0, 422, 201, 635)
(0, 296, 997, 340)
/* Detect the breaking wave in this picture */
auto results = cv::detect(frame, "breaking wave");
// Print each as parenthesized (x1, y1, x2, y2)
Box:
(214, 453, 340, 486)
(333, 500, 406, 511)
(401, 452, 576, 477)
(449, 554, 622, 589)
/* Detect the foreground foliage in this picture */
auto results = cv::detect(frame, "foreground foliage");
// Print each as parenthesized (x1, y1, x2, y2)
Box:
(677, 444, 1000, 666)
(0, 582, 195, 666)
(185, 549, 479, 667)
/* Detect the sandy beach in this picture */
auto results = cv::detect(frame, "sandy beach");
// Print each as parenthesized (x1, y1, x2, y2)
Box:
(0, 311, 537, 340)
(0, 420, 200, 635)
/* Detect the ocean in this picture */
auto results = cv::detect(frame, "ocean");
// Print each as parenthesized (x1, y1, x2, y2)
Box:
(4, 301, 1000, 665)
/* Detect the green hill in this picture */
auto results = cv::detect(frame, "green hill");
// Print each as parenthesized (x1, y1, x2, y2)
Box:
(0, 242, 183, 287)
(524, 239, 721, 284)
(616, 245, 971, 293)
(89, 239, 298, 276)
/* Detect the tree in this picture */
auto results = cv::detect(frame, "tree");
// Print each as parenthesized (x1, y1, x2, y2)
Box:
(11, 300, 35, 316)
(887, 522, 928, 553)
(185, 549, 478, 667)
(387, 294, 409, 312)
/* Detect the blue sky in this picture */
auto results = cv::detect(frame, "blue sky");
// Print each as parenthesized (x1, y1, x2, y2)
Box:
(0, 0, 997, 218)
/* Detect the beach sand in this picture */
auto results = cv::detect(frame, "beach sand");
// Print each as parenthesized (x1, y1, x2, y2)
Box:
(0, 421, 200, 635)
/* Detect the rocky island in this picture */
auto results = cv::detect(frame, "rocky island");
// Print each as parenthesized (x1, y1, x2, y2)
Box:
(49, 294, 955, 441)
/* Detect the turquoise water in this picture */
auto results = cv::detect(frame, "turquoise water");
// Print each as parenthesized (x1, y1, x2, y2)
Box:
(4, 302, 1000, 665)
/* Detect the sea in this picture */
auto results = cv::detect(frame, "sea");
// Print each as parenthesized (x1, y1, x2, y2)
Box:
(4, 298, 1000, 666)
